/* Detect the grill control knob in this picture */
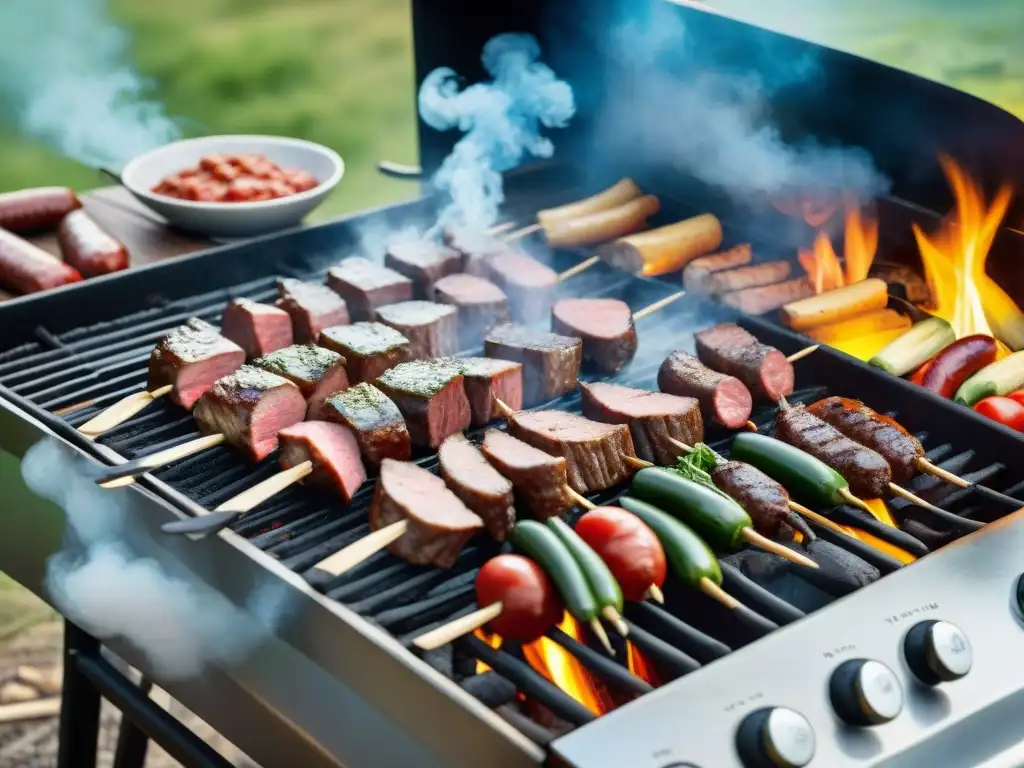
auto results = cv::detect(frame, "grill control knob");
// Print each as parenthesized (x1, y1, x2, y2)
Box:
(904, 620, 972, 684)
(736, 707, 815, 768)
(829, 659, 903, 726)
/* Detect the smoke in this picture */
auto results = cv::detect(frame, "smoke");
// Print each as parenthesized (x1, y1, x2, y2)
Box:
(22, 438, 288, 680)
(0, 0, 179, 167)
(418, 33, 576, 234)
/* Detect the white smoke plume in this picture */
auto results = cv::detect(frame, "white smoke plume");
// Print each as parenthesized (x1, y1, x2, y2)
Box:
(0, 0, 180, 167)
(418, 33, 576, 234)
(22, 438, 288, 681)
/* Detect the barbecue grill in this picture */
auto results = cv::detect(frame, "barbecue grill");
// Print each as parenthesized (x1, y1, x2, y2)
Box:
(2, 2, 1024, 767)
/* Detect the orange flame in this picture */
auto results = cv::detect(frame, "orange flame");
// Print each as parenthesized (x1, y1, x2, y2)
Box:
(774, 197, 840, 228)
(626, 642, 661, 687)
(837, 498, 917, 564)
(521, 613, 614, 716)
(474, 629, 504, 674)
(797, 204, 879, 295)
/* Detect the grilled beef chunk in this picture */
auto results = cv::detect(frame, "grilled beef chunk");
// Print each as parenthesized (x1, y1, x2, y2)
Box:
(484, 323, 582, 406)
(147, 318, 245, 410)
(481, 429, 573, 520)
(485, 251, 558, 323)
(275, 278, 350, 343)
(384, 241, 461, 299)
(460, 357, 524, 426)
(193, 365, 307, 462)
(658, 350, 752, 429)
(694, 323, 794, 401)
(326, 257, 413, 321)
(253, 344, 349, 420)
(433, 274, 510, 349)
(322, 382, 411, 467)
(775, 404, 892, 498)
(374, 301, 459, 360)
(551, 298, 637, 373)
(319, 322, 408, 383)
(375, 359, 471, 449)
(278, 421, 366, 502)
(438, 434, 515, 541)
(578, 381, 703, 465)
(807, 397, 923, 485)
(711, 461, 812, 540)
(370, 459, 484, 569)
(443, 227, 511, 276)
(220, 298, 294, 359)
(506, 410, 637, 494)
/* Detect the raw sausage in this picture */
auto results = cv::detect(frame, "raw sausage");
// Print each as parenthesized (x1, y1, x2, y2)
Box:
(0, 228, 83, 294)
(0, 187, 81, 233)
(57, 210, 129, 277)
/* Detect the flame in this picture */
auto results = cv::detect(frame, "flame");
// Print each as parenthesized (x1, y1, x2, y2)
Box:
(796, 204, 879, 296)
(836, 498, 917, 564)
(914, 155, 1014, 338)
(521, 613, 614, 716)
(774, 196, 840, 228)
(474, 629, 504, 674)
(626, 642, 660, 687)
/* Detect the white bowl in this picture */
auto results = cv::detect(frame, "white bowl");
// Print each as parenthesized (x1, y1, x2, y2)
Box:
(121, 135, 344, 238)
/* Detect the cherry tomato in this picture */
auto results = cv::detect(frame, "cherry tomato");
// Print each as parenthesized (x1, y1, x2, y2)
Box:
(575, 506, 667, 602)
(287, 170, 319, 192)
(475, 554, 564, 641)
(1008, 390, 1024, 408)
(973, 396, 1024, 432)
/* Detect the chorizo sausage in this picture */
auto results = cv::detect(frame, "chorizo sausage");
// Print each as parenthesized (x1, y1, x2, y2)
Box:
(0, 228, 83, 294)
(919, 334, 998, 398)
(57, 210, 129, 278)
(0, 187, 81, 233)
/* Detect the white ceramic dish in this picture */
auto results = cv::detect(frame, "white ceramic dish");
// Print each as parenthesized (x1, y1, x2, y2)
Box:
(121, 135, 344, 238)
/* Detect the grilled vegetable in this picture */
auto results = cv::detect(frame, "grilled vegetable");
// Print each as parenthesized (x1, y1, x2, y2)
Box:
(973, 396, 1024, 432)
(954, 351, 1024, 406)
(547, 517, 624, 614)
(730, 432, 848, 508)
(919, 334, 998, 398)
(869, 317, 956, 377)
(475, 554, 564, 642)
(617, 497, 723, 588)
(575, 507, 667, 602)
(510, 521, 598, 623)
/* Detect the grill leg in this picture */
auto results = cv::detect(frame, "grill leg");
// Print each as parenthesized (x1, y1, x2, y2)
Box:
(112, 677, 152, 768)
(57, 620, 101, 768)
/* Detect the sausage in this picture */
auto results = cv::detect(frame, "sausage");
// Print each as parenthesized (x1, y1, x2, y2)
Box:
(475, 554, 564, 641)
(711, 460, 813, 540)
(694, 323, 794, 401)
(0, 187, 81, 233)
(536, 178, 642, 229)
(575, 506, 667, 602)
(720, 276, 813, 315)
(682, 244, 753, 292)
(57, 210, 129, 278)
(706, 261, 791, 295)
(658, 350, 752, 429)
(919, 334, 998, 398)
(598, 213, 723, 276)
(543, 194, 660, 248)
(0, 228, 83, 294)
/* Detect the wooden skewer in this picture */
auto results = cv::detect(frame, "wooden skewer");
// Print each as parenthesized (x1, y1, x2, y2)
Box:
(502, 222, 542, 242)
(487, 221, 518, 236)
(786, 344, 819, 363)
(643, 584, 665, 604)
(739, 527, 818, 568)
(413, 601, 505, 652)
(78, 384, 174, 439)
(632, 291, 686, 321)
(886, 482, 969, 522)
(915, 457, 969, 488)
(588, 619, 615, 656)
(698, 577, 740, 610)
(558, 255, 600, 281)
(315, 520, 411, 576)
(837, 487, 877, 515)
(96, 433, 226, 488)
(565, 486, 595, 511)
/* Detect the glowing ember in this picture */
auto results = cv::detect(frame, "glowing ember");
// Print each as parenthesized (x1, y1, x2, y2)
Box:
(521, 613, 614, 716)
(626, 642, 660, 687)
(796, 204, 879, 295)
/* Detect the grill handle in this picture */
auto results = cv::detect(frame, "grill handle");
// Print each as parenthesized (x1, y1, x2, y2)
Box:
(377, 160, 423, 180)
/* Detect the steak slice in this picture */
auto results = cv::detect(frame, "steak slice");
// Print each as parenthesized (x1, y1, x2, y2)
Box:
(375, 301, 459, 360)
(484, 251, 558, 323)
(220, 298, 294, 359)
(506, 410, 636, 494)
(484, 323, 582, 406)
(147, 318, 246, 410)
(694, 323, 794, 401)
(275, 278, 350, 343)
(442, 227, 511, 276)
(253, 344, 349, 420)
(193, 365, 307, 462)
(438, 434, 515, 541)
(384, 241, 461, 299)
(322, 382, 411, 468)
(578, 381, 703, 465)
(318, 322, 409, 384)
(481, 429, 573, 520)
(551, 298, 637, 373)
(326, 257, 413, 321)
(433, 274, 510, 350)
(658, 350, 752, 429)
(374, 359, 471, 449)
(370, 459, 484, 569)
(278, 421, 366, 502)
(459, 357, 524, 426)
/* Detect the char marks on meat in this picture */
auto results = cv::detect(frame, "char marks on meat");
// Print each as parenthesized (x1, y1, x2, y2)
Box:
(278, 421, 366, 502)
(322, 382, 411, 467)
(775, 404, 892, 498)
(711, 461, 811, 540)
(551, 298, 637, 373)
(578, 380, 702, 465)
(276, 278, 350, 343)
(319, 321, 408, 383)
(384, 241, 462, 299)
(438, 434, 515, 541)
(807, 397, 923, 485)
(506, 410, 636, 494)
(253, 344, 349, 420)
(484, 251, 558, 323)
(375, 300, 459, 360)
(326, 257, 413, 321)
(193, 365, 307, 462)
(484, 323, 582, 407)
(459, 357, 523, 426)
(375, 359, 471, 449)
(433, 274, 510, 349)
(148, 318, 246, 410)
(481, 429, 572, 520)
(370, 459, 483, 569)
(694, 323, 794, 401)
(220, 298, 294, 359)
(658, 350, 752, 429)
